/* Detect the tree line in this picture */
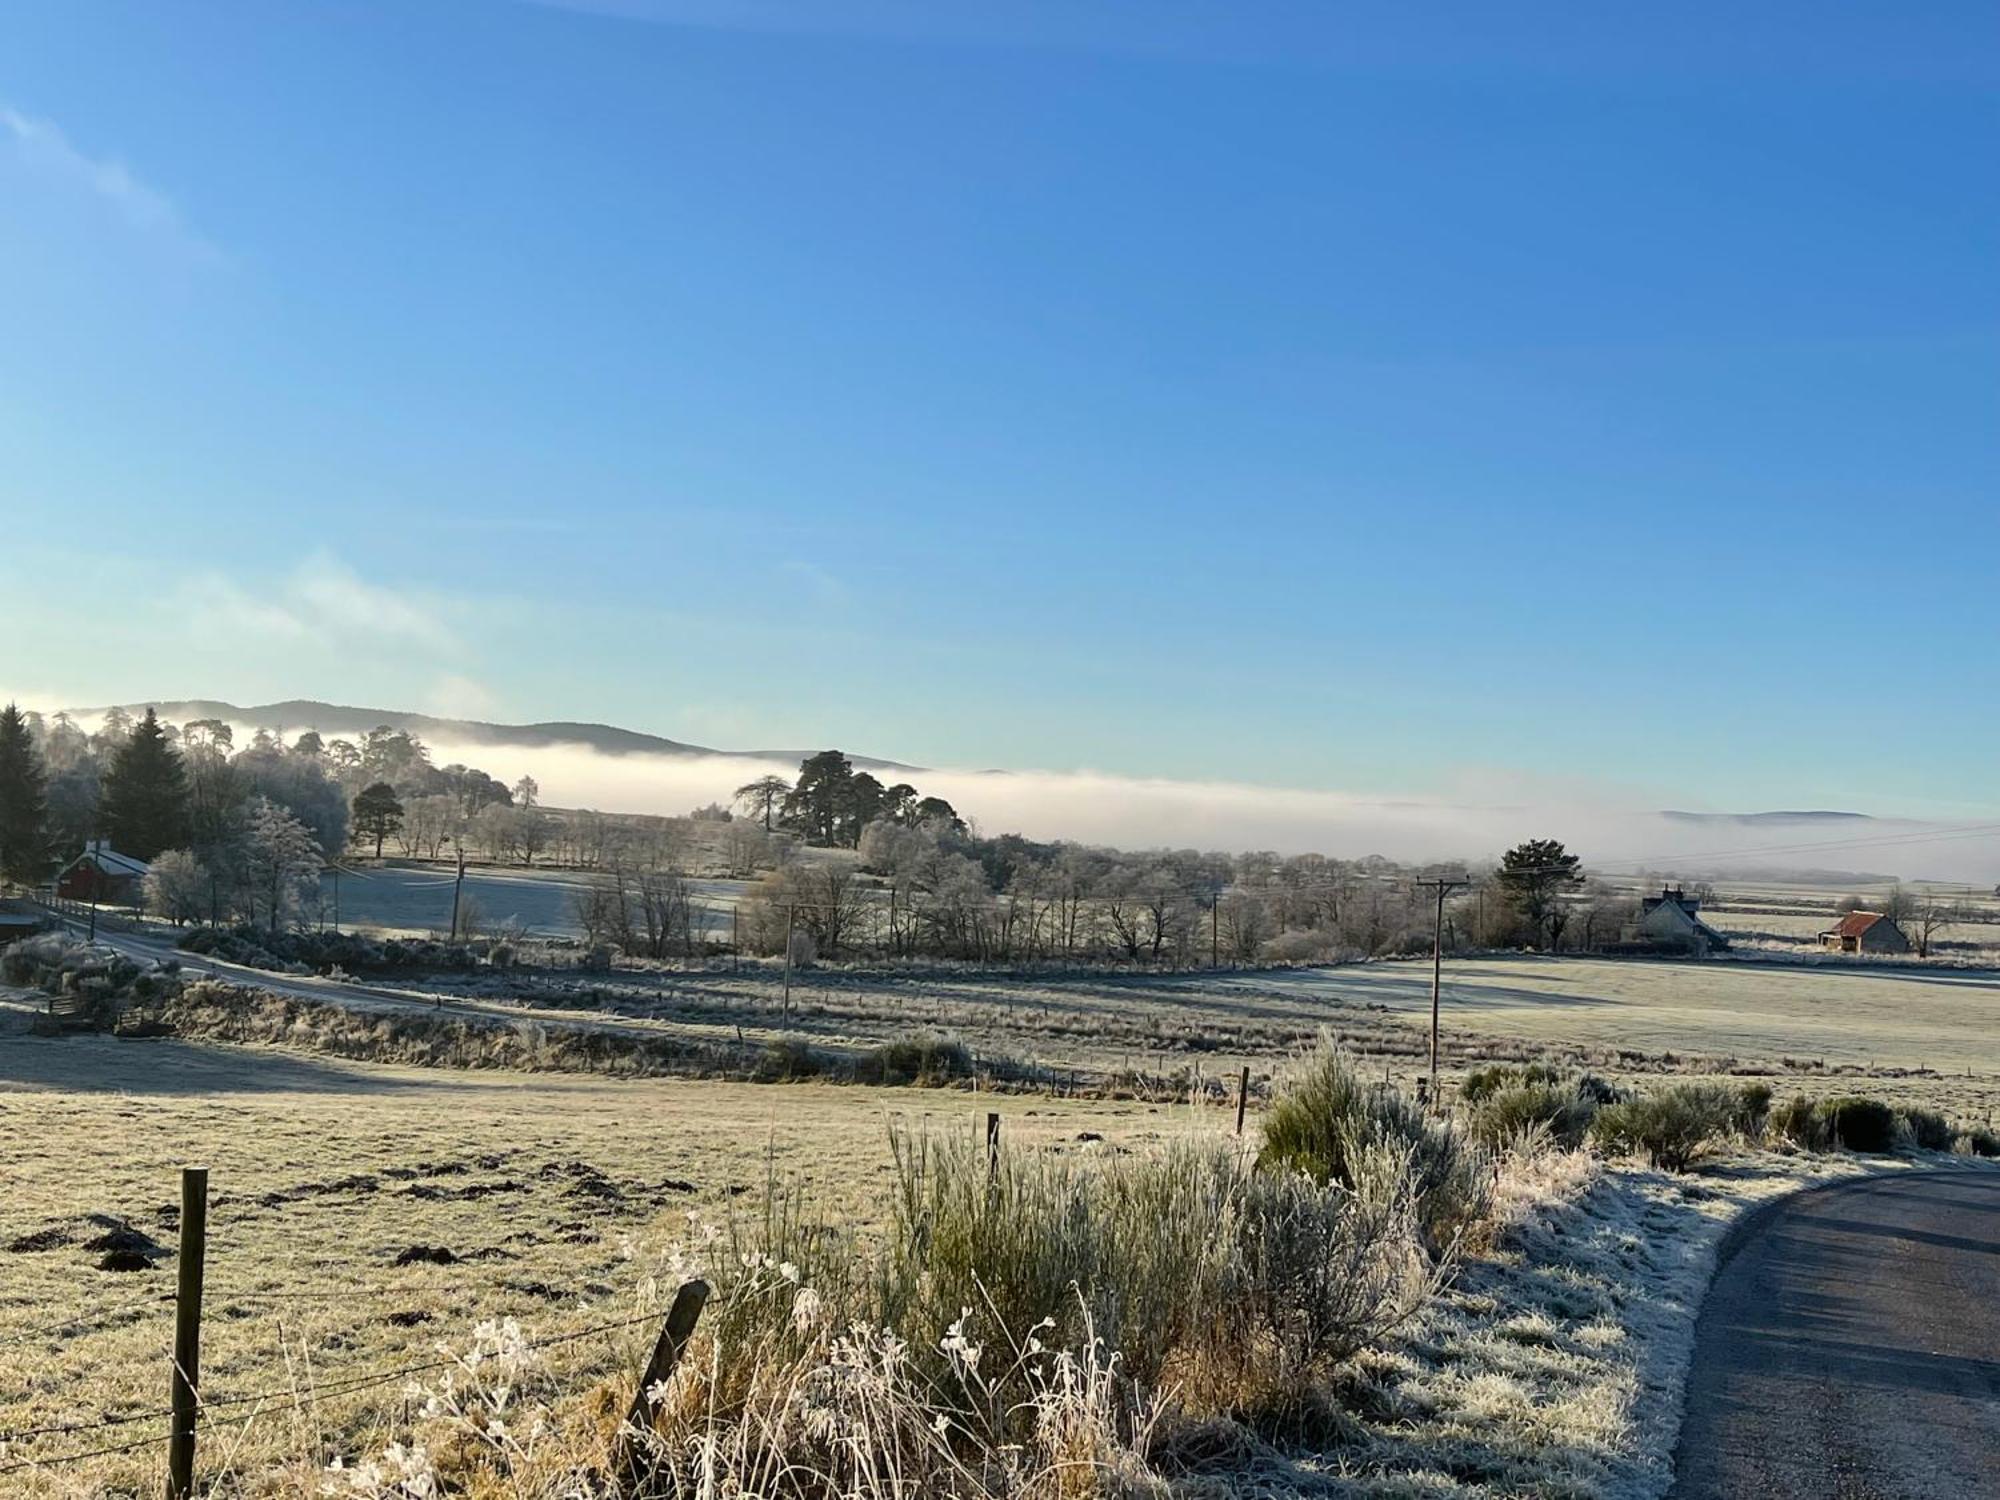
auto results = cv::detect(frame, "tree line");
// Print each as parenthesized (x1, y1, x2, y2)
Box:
(0, 711, 1648, 963)
(0, 705, 540, 930)
(723, 816, 1602, 966)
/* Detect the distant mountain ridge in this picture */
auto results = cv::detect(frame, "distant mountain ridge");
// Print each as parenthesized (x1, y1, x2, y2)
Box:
(1659, 809, 1875, 827)
(74, 698, 922, 773)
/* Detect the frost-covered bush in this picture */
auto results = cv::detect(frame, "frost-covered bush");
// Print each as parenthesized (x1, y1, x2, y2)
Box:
(179, 925, 481, 974)
(1955, 1126, 2000, 1159)
(1588, 1083, 1744, 1172)
(1258, 1036, 1488, 1254)
(1256, 928, 1354, 964)
(1466, 1078, 1600, 1152)
(1898, 1105, 1955, 1151)
(1769, 1094, 1900, 1154)
(2, 934, 178, 1025)
(853, 1033, 974, 1086)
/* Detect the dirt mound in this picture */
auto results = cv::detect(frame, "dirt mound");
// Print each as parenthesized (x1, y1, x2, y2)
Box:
(403, 1179, 524, 1202)
(83, 1224, 166, 1262)
(393, 1244, 459, 1266)
(6, 1226, 72, 1253)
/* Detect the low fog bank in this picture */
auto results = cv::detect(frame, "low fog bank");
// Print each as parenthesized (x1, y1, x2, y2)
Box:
(416, 736, 1998, 885)
(43, 706, 1996, 882)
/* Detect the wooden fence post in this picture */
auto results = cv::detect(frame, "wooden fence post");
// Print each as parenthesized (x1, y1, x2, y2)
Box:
(166, 1167, 208, 1500)
(613, 1279, 709, 1493)
(1235, 1066, 1250, 1136)
(986, 1111, 1001, 1177)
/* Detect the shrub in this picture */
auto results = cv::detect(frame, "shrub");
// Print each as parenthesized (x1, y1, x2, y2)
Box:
(0, 932, 85, 987)
(867, 1128, 1430, 1415)
(1460, 1062, 1560, 1102)
(1, 934, 173, 1023)
(1768, 1094, 1901, 1154)
(1898, 1106, 1955, 1152)
(1730, 1082, 1773, 1139)
(1257, 928, 1354, 964)
(179, 925, 482, 974)
(754, 1038, 826, 1081)
(1588, 1083, 1741, 1172)
(854, 1034, 974, 1086)
(1768, 1094, 1831, 1151)
(1465, 1079, 1598, 1152)
(1820, 1097, 1898, 1153)
(1955, 1126, 2000, 1159)
(1259, 1037, 1489, 1254)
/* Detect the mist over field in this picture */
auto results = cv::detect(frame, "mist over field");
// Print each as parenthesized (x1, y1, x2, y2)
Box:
(32, 703, 1996, 881)
(364, 734, 2000, 884)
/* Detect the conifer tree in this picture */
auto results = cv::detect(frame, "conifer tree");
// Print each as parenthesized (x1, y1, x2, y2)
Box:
(0, 703, 51, 886)
(98, 707, 188, 860)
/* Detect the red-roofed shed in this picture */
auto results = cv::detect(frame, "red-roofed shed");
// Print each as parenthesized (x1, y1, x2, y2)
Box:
(1819, 911, 1912, 955)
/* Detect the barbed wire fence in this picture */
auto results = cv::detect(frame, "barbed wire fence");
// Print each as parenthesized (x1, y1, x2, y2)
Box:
(0, 1168, 708, 1496)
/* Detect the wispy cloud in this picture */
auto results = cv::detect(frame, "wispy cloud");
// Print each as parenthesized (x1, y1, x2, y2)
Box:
(776, 559, 849, 607)
(1, 104, 222, 264)
(183, 553, 458, 654)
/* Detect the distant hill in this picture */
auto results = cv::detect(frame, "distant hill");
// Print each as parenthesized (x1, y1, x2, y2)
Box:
(74, 699, 921, 773)
(1659, 810, 1875, 828)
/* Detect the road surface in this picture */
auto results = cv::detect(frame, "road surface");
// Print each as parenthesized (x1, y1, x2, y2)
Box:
(38, 907, 748, 1053)
(1670, 1170, 2000, 1499)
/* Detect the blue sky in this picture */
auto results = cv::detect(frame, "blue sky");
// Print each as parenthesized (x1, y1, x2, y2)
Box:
(4, 1, 1996, 817)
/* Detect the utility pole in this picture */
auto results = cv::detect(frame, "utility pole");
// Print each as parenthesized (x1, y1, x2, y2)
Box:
(782, 903, 796, 1017)
(331, 864, 341, 935)
(448, 839, 466, 943)
(1414, 875, 1468, 1104)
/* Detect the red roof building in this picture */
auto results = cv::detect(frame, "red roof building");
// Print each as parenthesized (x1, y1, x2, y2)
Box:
(1819, 910, 1911, 956)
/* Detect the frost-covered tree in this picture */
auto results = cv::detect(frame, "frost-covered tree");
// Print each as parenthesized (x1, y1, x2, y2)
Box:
(733, 775, 789, 832)
(144, 849, 210, 926)
(240, 796, 323, 931)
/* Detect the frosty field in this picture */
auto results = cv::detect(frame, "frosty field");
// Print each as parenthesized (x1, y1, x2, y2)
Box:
(5, 945, 1998, 1495)
(386, 949, 2000, 1122)
(0, 1012, 1182, 1496)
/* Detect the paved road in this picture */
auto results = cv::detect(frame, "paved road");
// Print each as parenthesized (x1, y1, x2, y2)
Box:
(1671, 1171, 2000, 1499)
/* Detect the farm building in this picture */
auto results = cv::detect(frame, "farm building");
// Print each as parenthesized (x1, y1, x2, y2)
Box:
(0, 899, 44, 947)
(55, 841, 150, 907)
(1638, 886, 1730, 956)
(1819, 911, 1912, 956)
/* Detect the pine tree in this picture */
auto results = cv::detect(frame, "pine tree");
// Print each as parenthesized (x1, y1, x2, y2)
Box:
(351, 782, 405, 859)
(782, 750, 854, 846)
(1496, 838, 1584, 950)
(0, 703, 52, 886)
(99, 707, 188, 861)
